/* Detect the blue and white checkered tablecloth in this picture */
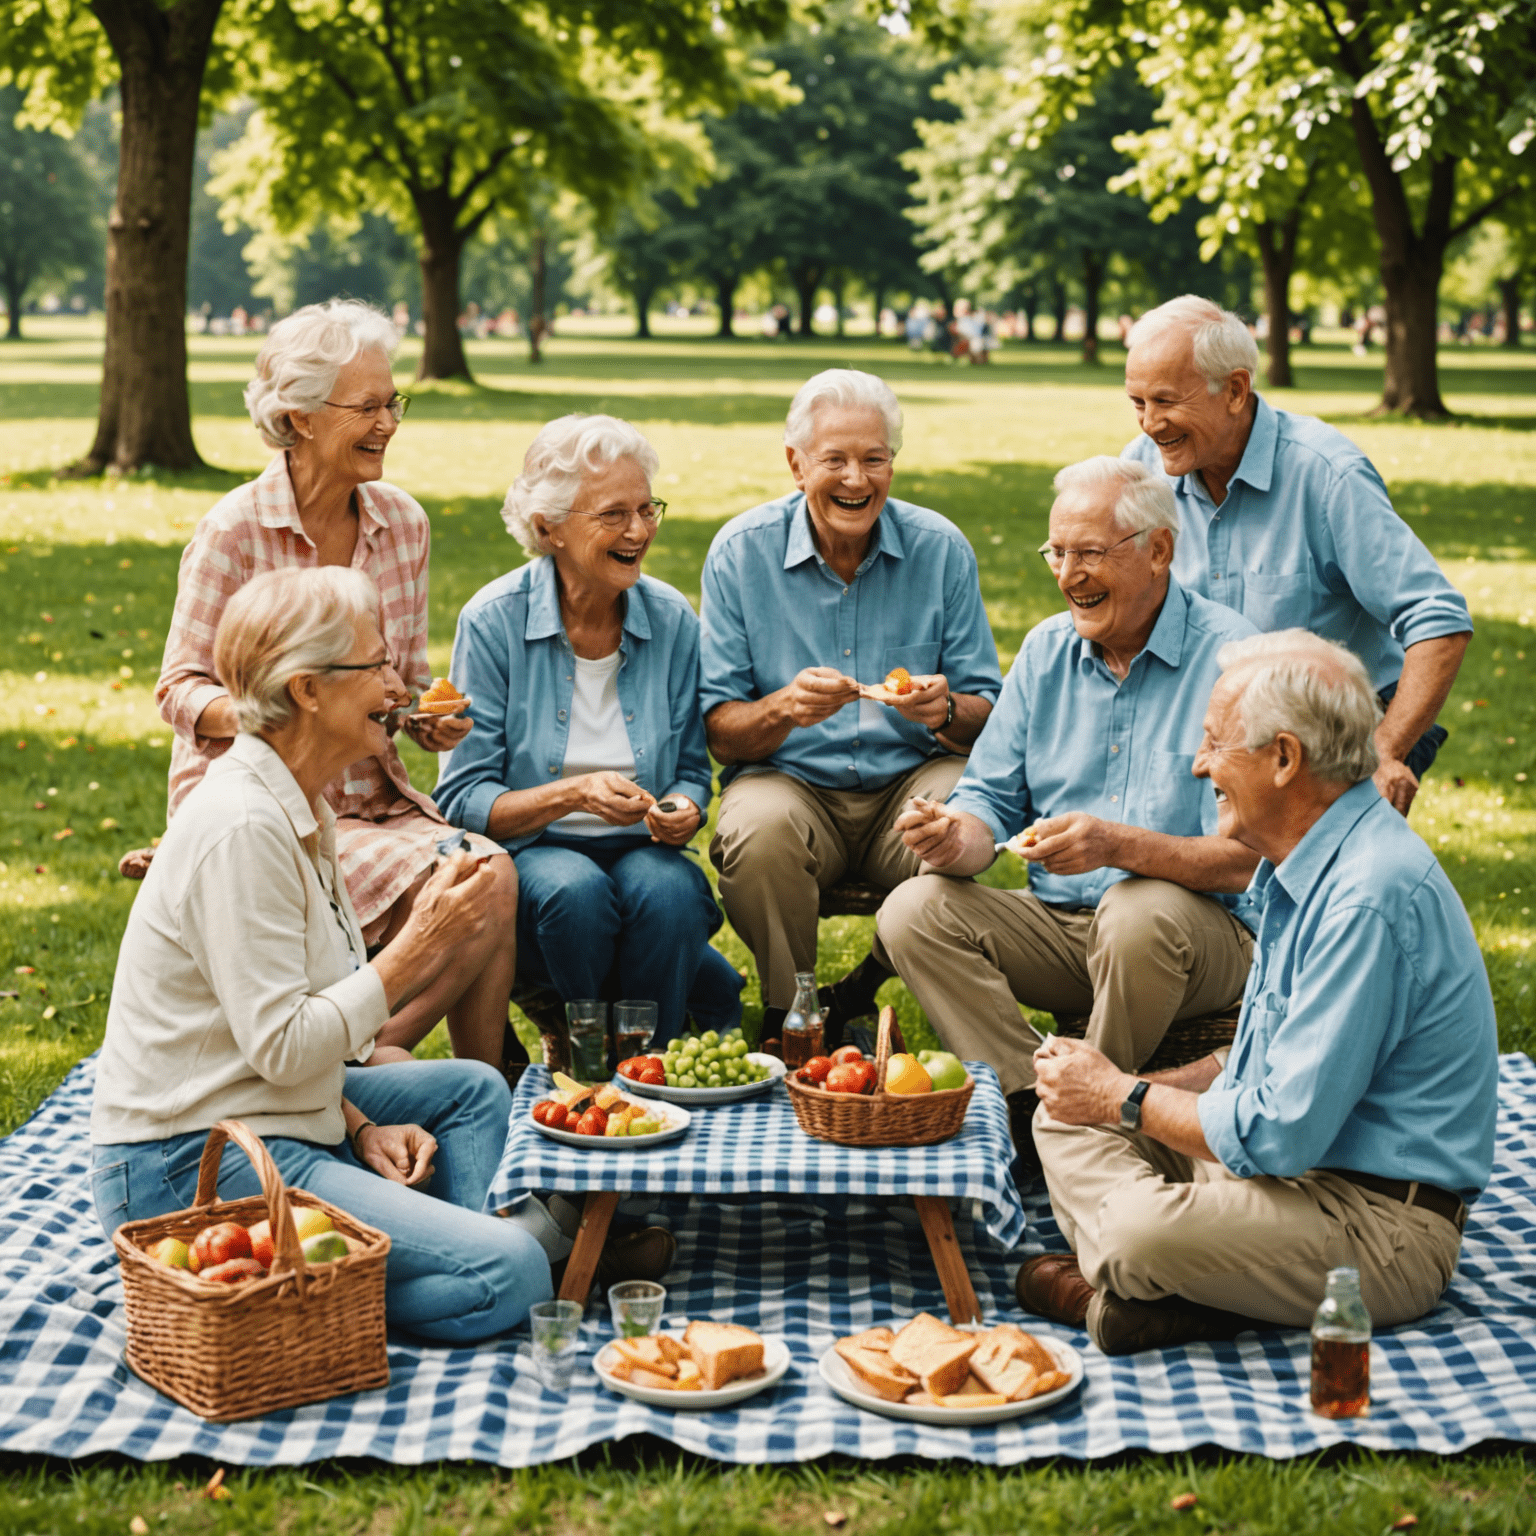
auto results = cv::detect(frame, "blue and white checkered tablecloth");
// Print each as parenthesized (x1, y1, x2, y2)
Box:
(489, 1063, 1027, 1248)
(4, 1052, 1536, 1466)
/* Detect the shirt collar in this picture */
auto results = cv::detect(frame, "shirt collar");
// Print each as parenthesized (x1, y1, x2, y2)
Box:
(1227, 395, 1278, 495)
(782, 493, 905, 571)
(1270, 778, 1383, 905)
(1074, 574, 1189, 675)
(254, 453, 390, 539)
(228, 731, 324, 841)
(523, 554, 651, 643)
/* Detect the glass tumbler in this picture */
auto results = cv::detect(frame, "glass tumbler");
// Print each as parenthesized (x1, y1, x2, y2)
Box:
(566, 1000, 609, 1083)
(529, 1299, 584, 1392)
(609, 1280, 667, 1339)
(614, 1000, 659, 1062)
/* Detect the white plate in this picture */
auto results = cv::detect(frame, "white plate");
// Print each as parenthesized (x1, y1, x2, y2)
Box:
(817, 1330, 1083, 1425)
(615, 1053, 786, 1106)
(595, 1334, 791, 1409)
(531, 1101, 691, 1149)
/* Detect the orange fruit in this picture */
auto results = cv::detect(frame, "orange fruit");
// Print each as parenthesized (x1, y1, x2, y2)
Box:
(884, 1053, 933, 1095)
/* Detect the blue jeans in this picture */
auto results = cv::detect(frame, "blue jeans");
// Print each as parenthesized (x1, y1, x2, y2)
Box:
(514, 832, 742, 1045)
(90, 1060, 551, 1344)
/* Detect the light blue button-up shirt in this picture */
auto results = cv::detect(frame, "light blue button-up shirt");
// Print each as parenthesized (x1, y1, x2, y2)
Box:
(432, 558, 713, 853)
(1198, 781, 1497, 1199)
(948, 575, 1257, 916)
(699, 491, 1002, 791)
(1122, 397, 1472, 692)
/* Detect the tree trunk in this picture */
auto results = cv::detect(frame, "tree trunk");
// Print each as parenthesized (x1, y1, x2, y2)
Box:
(831, 271, 846, 337)
(1254, 208, 1300, 388)
(1081, 251, 1104, 364)
(871, 280, 886, 335)
(793, 263, 824, 336)
(528, 228, 547, 365)
(415, 190, 472, 382)
(1499, 274, 1522, 347)
(633, 284, 654, 339)
(1020, 283, 1039, 342)
(2, 263, 24, 340)
(1051, 279, 1068, 343)
(79, 0, 223, 473)
(714, 272, 737, 338)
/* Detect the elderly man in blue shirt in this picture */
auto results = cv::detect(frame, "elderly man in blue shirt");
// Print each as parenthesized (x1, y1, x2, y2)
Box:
(701, 368, 1003, 1041)
(880, 456, 1260, 1159)
(1121, 295, 1472, 816)
(1019, 630, 1497, 1357)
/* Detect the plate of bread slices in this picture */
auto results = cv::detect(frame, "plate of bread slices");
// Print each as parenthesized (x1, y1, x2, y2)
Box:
(595, 1322, 790, 1409)
(819, 1312, 1081, 1425)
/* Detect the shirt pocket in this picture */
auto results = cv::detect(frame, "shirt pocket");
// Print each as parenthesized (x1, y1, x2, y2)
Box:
(884, 641, 942, 680)
(1139, 748, 1208, 834)
(1241, 571, 1310, 633)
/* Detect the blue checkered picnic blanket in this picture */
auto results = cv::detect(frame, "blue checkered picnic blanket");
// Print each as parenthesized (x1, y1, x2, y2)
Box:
(3, 1052, 1536, 1465)
(490, 1063, 1028, 1249)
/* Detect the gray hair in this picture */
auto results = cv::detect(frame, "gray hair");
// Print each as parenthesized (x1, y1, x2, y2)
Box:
(784, 368, 904, 454)
(1217, 629, 1381, 785)
(502, 413, 660, 557)
(1052, 456, 1179, 549)
(214, 566, 382, 733)
(1127, 295, 1258, 394)
(244, 299, 400, 449)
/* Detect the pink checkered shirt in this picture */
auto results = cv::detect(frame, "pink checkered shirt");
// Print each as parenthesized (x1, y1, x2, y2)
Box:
(157, 453, 452, 926)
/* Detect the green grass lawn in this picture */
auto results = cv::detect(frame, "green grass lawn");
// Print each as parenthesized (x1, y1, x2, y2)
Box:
(1, 319, 1532, 1529)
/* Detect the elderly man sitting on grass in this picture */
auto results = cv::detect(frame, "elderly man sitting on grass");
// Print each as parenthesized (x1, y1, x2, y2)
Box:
(878, 457, 1260, 1169)
(1019, 631, 1498, 1357)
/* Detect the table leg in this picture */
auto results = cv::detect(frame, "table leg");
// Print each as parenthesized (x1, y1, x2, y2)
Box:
(912, 1195, 982, 1325)
(557, 1191, 619, 1306)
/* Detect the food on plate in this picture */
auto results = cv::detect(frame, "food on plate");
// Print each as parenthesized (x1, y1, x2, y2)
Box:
(416, 677, 468, 715)
(835, 1315, 1069, 1408)
(617, 1055, 667, 1086)
(883, 1052, 933, 1095)
(533, 1091, 667, 1138)
(916, 1050, 969, 1093)
(575, 1106, 609, 1137)
(187, 1221, 252, 1274)
(647, 1027, 772, 1090)
(199, 1257, 266, 1285)
(604, 1323, 766, 1393)
(146, 1236, 191, 1270)
(884, 665, 914, 696)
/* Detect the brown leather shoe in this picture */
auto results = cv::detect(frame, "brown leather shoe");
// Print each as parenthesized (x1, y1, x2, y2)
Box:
(595, 1225, 676, 1291)
(1088, 1289, 1261, 1356)
(1014, 1253, 1093, 1327)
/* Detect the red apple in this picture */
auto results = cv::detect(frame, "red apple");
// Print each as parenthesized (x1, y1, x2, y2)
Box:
(801, 1055, 834, 1084)
(247, 1219, 274, 1269)
(851, 1061, 879, 1095)
(200, 1257, 265, 1285)
(188, 1221, 252, 1274)
(830, 1045, 865, 1066)
(825, 1063, 866, 1094)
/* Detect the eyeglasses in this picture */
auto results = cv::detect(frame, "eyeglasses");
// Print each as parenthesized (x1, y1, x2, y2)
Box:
(321, 654, 391, 676)
(324, 392, 411, 423)
(807, 452, 895, 475)
(1197, 732, 1250, 757)
(1038, 531, 1142, 571)
(564, 499, 668, 532)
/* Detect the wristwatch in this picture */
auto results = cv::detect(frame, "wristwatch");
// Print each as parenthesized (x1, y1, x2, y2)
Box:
(1119, 1080, 1151, 1131)
(937, 692, 956, 731)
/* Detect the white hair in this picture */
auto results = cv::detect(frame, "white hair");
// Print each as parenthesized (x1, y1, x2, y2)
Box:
(244, 300, 400, 449)
(502, 414, 660, 557)
(784, 368, 904, 454)
(1127, 295, 1258, 393)
(1217, 629, 1381, 785)
(214, 566, 382, 734)
(1052, 456, 1179, 549)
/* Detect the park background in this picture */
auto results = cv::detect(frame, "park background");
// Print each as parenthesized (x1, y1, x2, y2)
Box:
(2, 0, 1535, 1529)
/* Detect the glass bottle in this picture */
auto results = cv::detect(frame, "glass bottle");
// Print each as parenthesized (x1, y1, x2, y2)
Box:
(782, 970, 825, 1071)
(1310, 1266, 1371, 1418)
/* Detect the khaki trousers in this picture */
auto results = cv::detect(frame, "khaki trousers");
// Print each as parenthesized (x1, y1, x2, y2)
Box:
(875, 874, 1253, 1095)
(1034, 1111, 1463, 1329)
(710, 757, 967, 1010)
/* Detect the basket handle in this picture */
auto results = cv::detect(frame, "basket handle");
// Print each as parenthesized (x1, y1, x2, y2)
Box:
(194, 1119, 310, 1287)
(873, 1006, 907, 1091)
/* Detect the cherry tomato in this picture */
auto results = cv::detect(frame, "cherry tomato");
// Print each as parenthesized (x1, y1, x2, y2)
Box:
(830, 1045, 865, 1067)
(544, 1103, 569, 1131)
(638, 1065, 666, 1086)
(531, 1100, 554, 1125)
(576, 1106, 608, 1136)
(617, 1058, 641, 1078)
(643, 1056, 666, 1072)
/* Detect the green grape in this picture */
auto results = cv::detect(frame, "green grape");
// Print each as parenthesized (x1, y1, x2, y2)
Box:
(731, 1039, 749, 1058)
(680, 1073, 698, 1088)
(708, 1074, 723, 1087)
(701, 1031, 720, 1047)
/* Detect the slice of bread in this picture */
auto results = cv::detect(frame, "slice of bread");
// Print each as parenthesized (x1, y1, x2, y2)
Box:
(835, 1340, 919, 1402)
(613, 1337, 678, 1377)
(629, 1365, 680, 1391)
(986, 1322, 1058, 1381)
(683, 1321, 764, 1391)
(888, 1313, 978, 1399)
(1021, 1369, 1071, 1399)
(843, 1326, 896, 1352)
(935, 1390, 1008, 1409)
(968, 1324, 1062, 1401)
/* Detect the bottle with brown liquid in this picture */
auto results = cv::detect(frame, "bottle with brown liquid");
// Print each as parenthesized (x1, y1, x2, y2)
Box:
(1310, 1266, 1371, 1418)
(782, 971, 825, 1071)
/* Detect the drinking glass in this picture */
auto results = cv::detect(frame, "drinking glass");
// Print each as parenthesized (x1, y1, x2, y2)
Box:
(566, 1000, 609, 1082)
(529, 1299, 584, 1391)
(609, 1280, 667, 1339)
(614, 1000, 658, 1061)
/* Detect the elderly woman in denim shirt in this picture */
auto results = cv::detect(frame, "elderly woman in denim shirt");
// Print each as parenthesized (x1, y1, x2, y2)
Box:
(433, 415, 741, 1045)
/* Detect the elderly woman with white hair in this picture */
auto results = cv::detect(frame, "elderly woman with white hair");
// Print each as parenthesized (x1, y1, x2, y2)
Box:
(134, 299, 522, 1076)
(91, 567, 676, 1343)
(432, 414, 743, 1046)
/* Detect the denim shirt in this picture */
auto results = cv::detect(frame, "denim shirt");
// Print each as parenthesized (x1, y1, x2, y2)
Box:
(1122, 397, 1472, 691)
(432, 558, 713, 853)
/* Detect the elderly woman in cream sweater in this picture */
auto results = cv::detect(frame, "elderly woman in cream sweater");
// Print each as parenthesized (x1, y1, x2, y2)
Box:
(91, 566, 672, 1343)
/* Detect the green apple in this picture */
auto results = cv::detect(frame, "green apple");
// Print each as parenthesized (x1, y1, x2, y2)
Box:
(301, 1231, 349, 1265)
(919, 1050, 967, 1092)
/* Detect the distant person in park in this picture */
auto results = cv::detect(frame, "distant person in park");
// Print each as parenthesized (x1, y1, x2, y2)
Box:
(90, 568, 674, 1343)
(1017, 631, 1497, 1355)
(699, 369, 1002, 1048)
(431, 414, 743, 1047)
(1122, 294, 1472, 815)
(879, 458, 1259, 1167)
(133, 298, 523, 1078)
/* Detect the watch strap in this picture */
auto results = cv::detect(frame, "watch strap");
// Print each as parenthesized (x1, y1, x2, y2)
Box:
(1120, 1079, 1151, 1131)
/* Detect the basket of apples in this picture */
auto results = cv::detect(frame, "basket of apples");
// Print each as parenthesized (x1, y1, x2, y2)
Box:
(783, 1007, 973, 1148)
(113, 1119, 390, 1422)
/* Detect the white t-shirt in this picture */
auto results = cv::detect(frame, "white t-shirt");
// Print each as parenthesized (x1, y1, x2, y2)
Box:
(553, 650, 636, 835)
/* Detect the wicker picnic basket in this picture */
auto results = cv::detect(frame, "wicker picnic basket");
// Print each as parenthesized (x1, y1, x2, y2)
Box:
(784, 1006, 973, 1148)
(113, 1119, 391, 1422)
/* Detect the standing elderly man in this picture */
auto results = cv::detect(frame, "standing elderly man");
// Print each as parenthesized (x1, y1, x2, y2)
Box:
(701, 368, 1003, 1042)
(1122, 295, 1472, 814)
(1020, 631, 1497, 1356)
(878, 457, 1259, 1160)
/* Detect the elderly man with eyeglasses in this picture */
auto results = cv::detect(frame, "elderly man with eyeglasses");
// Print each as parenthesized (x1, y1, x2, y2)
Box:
(700, 369, 1003, 1047)
(876, 457, 1260, 1169)
(1121, 295, 1472, 816)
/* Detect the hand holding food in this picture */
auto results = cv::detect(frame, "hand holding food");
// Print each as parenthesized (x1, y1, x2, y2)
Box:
(644, 793, 701, 847)
(579, 771, 656, 827)
(894, 795, 965, 867)
(415, 677, 470, 716)
(781, 666, 862, 728)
